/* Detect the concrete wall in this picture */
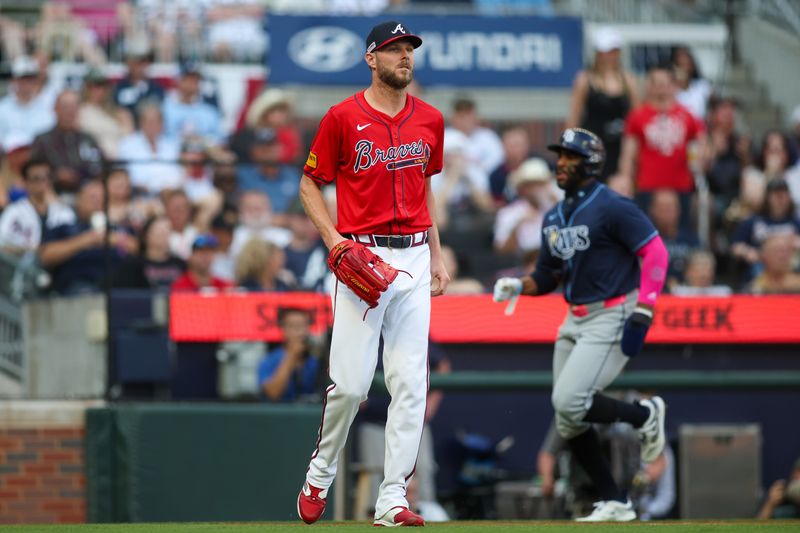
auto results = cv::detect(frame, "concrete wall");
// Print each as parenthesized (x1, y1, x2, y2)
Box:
(0, 400, 102, 524)
(737, 18, 800, 125)
(23, 296, 107, 399)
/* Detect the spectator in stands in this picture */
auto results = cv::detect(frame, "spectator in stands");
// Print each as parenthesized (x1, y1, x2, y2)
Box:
(113, 42, 165, 123)
(209, 212, 237, 281)
(212, 161, 241, 211)
(445, 96, 504, 177)
(118, 102, 182, 195)
(162, 62, 223, 145)
(740, 130, 797, 220)
(230, 191, 291, 259)
(748, 233, 800, 294)
(566, 27, 638, 181)
(164, 189, 198, 260)
(284, 201, 327, 292)
(439, 245, 483, 294)
(30, 90, 105, 195)
(258, 307, 322, 403)
(206, 0, 267, 62)
(106, 166, 158, 231)
(231, 88, 302, 165)
(648, 188, 699, 287)
(0, 56, 56, 149)
(671, 46, 712, 120)
(431, 130, 494, 230)
(634, 445, 676, 520)
(36, 0, 111, 64)
(489, 127, 533, 204)
(171, 233, 234, 291)
(493, 158, 557, 256)
(619, 64, 707, 229)
(0, 134, 33, 208)
(179, 138, 217, 204)
(78, 67, 134, 159)
(236, 128, 300, 218)
(0, 159, 75, 255)
(731, 178, 800, 283)
(757, 457, 800, 519)
(39, 180, 136, 295)
(234, 238, 293, 292)
(115, 215, 186, 289)
(670, 250, 732, 297)
(706, 96, 750, 223)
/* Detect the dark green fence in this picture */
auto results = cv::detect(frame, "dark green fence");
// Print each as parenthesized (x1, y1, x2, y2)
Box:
(85, 403, 326, 522)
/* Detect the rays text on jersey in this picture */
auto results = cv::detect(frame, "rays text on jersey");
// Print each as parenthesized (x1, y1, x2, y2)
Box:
(544, 224, 590, 260)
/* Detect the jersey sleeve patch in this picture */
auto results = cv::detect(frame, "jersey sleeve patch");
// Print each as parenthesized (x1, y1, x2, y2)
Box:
(306, 151, 318, 169)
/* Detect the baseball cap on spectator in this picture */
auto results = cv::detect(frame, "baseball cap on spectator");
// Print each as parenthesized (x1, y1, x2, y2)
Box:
(124, 38, 152, 59)
(181, 138, 207, 154)
(84, 67, 110, 85)
(252, 127, 278, 146)
(246, 88, 293, 128)
(365, 21, 422, 53)
(211, 213, 236, 232)
(11, 56, 39, 79)
(443, 130, 469, 154)
(766, 178, 790, 193)
(511, 158, 552, 188)
(593, 27, 623, 53)
(2, 132, 33, 155)
(192, 234, 219, 251)
(180, 61, 203, 77)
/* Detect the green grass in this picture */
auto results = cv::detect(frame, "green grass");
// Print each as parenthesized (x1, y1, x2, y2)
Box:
(1, 522, 799, 533)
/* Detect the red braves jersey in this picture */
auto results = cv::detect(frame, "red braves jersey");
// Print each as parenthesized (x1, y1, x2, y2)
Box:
(624, 102, 705, 192)
(303, 91, 444, 235)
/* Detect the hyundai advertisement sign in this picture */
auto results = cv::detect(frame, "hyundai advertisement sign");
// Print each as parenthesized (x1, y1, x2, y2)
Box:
(269, 15, 583, 87)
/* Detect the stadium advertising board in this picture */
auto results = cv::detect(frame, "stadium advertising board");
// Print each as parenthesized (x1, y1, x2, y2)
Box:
(170, 294, 800, 344)
(268, 15, 582, 87)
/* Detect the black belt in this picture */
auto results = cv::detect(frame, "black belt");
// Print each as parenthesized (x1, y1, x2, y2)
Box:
(344, 232, 428, 249)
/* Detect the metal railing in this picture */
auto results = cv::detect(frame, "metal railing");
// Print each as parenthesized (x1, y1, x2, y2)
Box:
(0, 251, 48, 381)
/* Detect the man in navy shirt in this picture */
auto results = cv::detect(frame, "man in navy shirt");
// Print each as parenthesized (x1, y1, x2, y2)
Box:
(494, 128, 670, 522)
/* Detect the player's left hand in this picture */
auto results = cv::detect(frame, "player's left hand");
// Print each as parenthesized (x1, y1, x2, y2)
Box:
(621, 306, 654, 357)
(430, 257, 450, 297)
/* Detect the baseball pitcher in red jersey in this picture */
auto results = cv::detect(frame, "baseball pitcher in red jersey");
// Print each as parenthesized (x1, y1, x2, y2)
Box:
(296, 20, 450, 527)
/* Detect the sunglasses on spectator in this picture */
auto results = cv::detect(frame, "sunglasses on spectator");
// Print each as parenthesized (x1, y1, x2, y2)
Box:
(26, 173, 51, 182)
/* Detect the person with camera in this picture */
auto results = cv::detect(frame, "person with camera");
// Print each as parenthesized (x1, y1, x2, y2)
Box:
(258, 308, 323, 403)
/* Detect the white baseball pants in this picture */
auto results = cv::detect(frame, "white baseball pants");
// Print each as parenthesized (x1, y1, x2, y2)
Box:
(305, 242, 431, 518)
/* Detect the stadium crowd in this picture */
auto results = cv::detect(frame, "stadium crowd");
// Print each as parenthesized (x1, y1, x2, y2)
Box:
(0, 3, 799, 299)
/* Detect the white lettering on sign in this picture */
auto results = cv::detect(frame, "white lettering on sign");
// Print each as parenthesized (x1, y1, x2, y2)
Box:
(416, 32, 562, 72)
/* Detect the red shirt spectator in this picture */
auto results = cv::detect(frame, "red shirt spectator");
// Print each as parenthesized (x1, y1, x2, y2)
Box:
(171, 234, 234, 292)
(619, 66, 707, 193)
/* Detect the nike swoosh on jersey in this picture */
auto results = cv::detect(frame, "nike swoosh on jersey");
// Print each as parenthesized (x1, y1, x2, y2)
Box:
(357, 123, 371, 131)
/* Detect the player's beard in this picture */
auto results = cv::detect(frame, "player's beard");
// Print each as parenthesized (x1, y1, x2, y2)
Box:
(376, 60, 413, 90)
(556, 162, 584, 194)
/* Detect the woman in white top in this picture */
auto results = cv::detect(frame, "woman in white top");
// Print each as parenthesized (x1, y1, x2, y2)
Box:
(672, 46, 712, 120)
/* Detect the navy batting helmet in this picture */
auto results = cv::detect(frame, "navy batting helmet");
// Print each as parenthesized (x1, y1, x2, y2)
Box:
(547, 128, 605, 179)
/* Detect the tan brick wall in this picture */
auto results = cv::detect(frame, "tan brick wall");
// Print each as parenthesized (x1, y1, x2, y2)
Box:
(0, 401, 102, 524)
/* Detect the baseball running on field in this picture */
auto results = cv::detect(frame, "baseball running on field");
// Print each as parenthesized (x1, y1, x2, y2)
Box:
(0, 0, 799, 529)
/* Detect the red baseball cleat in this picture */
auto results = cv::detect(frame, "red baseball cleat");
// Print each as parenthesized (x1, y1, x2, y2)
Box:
(297, 482, 328, 524)
(373, 506, 425, 527)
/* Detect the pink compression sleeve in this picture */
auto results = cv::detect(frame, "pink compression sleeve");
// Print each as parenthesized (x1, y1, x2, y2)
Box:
(635, 235, 668, 306)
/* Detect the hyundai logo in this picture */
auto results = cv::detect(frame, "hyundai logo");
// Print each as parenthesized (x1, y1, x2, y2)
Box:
(288, 27, 363, 73)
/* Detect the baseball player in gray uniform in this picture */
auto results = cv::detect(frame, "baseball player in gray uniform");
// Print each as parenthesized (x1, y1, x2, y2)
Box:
(494, 128, 669, 521)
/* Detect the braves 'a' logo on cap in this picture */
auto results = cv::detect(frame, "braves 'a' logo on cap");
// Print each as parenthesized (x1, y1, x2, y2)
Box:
(391, 24, 406, 35)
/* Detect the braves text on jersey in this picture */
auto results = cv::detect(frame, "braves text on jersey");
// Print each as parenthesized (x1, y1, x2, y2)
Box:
(303, 91, 444, 235)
